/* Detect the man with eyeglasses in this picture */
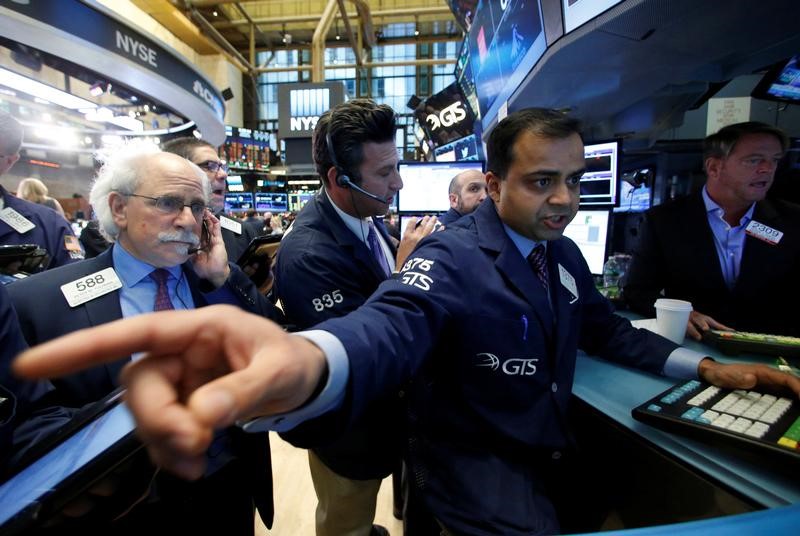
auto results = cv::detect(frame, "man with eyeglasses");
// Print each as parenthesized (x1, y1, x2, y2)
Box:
(162, 137, 263, 262)
(6, 142, 281, 533)
(0, 110, 84, 270)
(624, 121, 800, 338)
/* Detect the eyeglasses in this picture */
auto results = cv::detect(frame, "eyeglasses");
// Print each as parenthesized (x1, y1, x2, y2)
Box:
(197, 160, 229, 174)
(127, 194, 206, 220)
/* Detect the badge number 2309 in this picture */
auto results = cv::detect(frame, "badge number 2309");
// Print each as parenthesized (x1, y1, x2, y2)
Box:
(312, 289, 343, 311)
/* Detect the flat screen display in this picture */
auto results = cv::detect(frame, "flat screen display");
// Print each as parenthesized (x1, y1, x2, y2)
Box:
(469, 0, 547, 129)
(751, 55, 800, 104)
(580, 141, 619, 207)
(561, 209, 609, 275)
(288, 191, 316, 212)
(220, 126, 270, 171)
(255, 192, 288, 212)
(434, 133, 482, 162)
(398, 161, 485, 213)
(224, 192, 254, 212)
(562, 0, 623, 33)
(226, 175, 244, 192)
(613, 181, 652, 213)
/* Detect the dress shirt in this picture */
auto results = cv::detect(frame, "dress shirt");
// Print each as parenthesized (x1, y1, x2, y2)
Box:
(701, 186, 755, 290)
(113, 243, 195, 319)
(328, 190, 394, 270)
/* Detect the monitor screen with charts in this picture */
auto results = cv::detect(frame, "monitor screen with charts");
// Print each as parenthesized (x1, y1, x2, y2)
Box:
(561, 210, 610, 275)
(255, 192, 288, 212)
(580, 141, 620, 208)
(398, 161, 484, 213)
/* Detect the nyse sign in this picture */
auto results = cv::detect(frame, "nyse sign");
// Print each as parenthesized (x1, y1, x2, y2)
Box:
(290, 116, 320, 132)
(426, 101, 467, 131)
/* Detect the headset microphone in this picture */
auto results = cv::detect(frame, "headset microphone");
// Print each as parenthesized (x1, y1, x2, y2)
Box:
(326, 131, 390, 204)
(336, 174, 390, 204)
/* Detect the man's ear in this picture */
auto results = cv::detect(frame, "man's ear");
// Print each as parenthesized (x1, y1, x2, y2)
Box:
(486, 172, 502, 202)
(705, 157, 721, 180)
(449, 192, 459, 209)
(109, 192, 128, 230)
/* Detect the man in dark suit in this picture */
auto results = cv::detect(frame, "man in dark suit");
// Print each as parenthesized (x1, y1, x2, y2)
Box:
(162, 137, 262, 262)
(624, 121, 800, 338)
(275, 99, 436, 536)
(0, 110, 83, 270)
(8, 143, 281, 533)
(439, 167, 487, 226)
(16, 110, 800, 536)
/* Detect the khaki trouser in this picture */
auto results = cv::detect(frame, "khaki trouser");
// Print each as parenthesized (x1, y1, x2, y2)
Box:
(308, 450, 383, 536)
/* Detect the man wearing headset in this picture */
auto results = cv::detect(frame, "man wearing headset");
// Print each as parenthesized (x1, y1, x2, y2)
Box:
(274, 99, 437, 536)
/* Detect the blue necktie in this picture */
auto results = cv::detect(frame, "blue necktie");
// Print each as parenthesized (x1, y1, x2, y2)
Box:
(367, 222, 392, 278)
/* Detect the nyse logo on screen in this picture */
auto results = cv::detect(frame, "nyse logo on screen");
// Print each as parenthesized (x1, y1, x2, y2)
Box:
(426, 102, 467, 131)
(290, 116, 320, 132)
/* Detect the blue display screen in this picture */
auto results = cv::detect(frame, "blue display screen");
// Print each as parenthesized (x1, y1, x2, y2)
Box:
(469, 0, 547, 129)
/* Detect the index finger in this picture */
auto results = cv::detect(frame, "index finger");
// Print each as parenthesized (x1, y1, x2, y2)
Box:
(13, 306, 236, 379)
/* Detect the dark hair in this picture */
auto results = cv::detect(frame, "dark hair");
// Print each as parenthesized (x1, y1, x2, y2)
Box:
(312, 98, 396, 185)
(161, 137, 216, 161)
(486, 108, 582, 180)
(703, 121, 788, 166)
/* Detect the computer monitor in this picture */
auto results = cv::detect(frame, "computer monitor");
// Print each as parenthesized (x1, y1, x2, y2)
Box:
(223, 192, 254, 212)
(288, 191, 316, 212)
(581, 141, 620, 208)
(751, 55, 800, 104)
(398, 161, 485, 213)
(561, 210, 610, 276)
(255, 192, 288, 212)
(434, 133, 482, 162)
(613, 181, 652, 213)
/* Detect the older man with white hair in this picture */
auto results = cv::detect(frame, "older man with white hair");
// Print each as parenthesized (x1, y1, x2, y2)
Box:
(6, 141, 281, 533)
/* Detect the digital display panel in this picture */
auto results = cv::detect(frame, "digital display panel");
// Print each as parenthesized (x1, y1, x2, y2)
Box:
(224, 192, 254, 212)
(580, 141, 619, 207)
(614, 181, 652, 213)
(562, 0, 624, 33)
(226, 175, 244, 192)
(288, 191, 316, 212)
(398, 161, 485, 213)
(751, 55, 800, 104)
(220, 126, 270, 171)
(468, 0, 547, 129)
(434, 133, 482, 162)
(561, 209, 610, 275)
(255, 192, 288, 212)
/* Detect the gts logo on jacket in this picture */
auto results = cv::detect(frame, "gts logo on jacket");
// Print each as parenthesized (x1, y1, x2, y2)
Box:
(475, 353, 539, 376)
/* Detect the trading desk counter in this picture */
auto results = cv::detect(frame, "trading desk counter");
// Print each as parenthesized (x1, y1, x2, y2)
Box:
(573, 313, 800, 515)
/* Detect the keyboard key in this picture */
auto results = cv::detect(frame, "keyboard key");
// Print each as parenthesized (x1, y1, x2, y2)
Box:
(688, 386, 720, 406)
(729, 417, 753, 433)
(711, 414, 735, 429)
(744, 422, 769, 438)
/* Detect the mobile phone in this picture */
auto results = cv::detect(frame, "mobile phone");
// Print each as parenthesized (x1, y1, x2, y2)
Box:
(189, 219, 211, 255)
(0, 389, 142, 534)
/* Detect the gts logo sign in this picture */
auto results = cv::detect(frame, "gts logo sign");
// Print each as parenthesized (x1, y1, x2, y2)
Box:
(426, 102, 467, 131)
(475, 353, 539, 376)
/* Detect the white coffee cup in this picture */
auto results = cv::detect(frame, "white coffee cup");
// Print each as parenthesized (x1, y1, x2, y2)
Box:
(654, 299, 693, 344)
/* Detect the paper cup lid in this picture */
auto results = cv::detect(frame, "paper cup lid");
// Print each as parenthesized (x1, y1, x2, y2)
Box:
(655, 298, 693, 311)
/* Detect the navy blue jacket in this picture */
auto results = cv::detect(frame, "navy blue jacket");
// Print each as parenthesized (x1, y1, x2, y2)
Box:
(7, 246, 280, 527)
(438, 207, 464, 226)
(275, 190, 403, 480)
(624, 192, 800, 336)
(310, 199, 677, 534)
(0, 185, 82, 271)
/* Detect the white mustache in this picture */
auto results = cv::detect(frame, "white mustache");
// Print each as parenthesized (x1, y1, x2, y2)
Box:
(158, 231, 200, 247)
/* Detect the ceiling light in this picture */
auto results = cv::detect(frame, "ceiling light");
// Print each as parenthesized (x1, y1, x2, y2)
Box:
(213, 10, 218, 17)
(0, 67, 97, 110)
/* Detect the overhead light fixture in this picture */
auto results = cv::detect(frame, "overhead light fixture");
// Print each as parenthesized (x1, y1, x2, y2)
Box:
(335, 22, 341, 40)
(212, 10, 218, 16)
(0, 67, 97, 110)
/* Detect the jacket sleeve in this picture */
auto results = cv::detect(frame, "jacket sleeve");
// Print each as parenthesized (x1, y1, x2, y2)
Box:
(622, 210, 666, 317)
(275, 244, 380, 331)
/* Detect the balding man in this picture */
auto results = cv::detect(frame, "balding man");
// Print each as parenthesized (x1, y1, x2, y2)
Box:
(439, 168, 487, 226)
(7, 142, 280, 533)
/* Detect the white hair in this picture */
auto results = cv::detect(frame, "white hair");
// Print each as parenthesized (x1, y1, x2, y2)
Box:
(90, 141, 210, 242)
